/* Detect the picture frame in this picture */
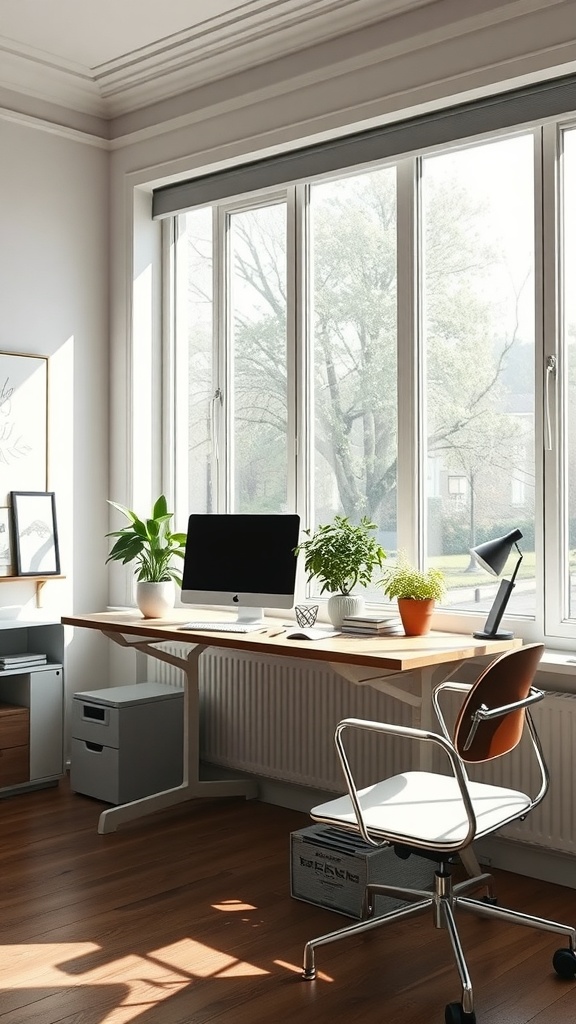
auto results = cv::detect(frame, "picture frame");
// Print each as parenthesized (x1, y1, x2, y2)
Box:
(0, 507, 13, 577)
(10, 491, 60, 576)
(0, 352, 48, 506)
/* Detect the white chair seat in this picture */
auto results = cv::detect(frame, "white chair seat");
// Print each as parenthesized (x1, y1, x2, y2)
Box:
(311, 770, 532, 847)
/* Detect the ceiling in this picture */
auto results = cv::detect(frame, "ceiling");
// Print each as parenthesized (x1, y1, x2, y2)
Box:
(0, 0, 437, 119)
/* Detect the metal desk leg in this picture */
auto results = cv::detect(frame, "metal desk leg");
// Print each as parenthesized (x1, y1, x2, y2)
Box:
(96, 637, 258, 834)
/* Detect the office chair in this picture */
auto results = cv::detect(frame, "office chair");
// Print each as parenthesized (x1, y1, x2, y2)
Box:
(302, 643, 576, 1024)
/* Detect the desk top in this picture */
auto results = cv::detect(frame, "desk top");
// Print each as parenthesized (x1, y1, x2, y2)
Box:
(61, 610, 522, 673)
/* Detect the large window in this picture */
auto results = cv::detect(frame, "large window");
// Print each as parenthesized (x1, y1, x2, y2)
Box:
(422, 134, 535, 621)
(166, 113, 576, 646)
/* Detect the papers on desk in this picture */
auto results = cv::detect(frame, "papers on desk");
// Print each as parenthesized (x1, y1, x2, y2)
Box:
(285, 627, 340, 641)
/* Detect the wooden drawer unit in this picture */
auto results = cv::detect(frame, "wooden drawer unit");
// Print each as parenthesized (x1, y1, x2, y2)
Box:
(0, 702, 29, 786)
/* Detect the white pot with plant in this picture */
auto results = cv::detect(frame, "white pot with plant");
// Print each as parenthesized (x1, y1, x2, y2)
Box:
(106, 495, 187, 618)
(295, 515, 386, 627)
(378, 556, 446, 636)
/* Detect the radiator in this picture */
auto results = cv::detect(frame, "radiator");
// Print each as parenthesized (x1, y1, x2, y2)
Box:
(148, 644, 576, 855)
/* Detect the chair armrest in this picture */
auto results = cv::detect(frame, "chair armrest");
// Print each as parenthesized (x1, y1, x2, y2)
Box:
(462, 686, 545, 751)
(333, 717, 477, 849)
(432, 680, 473, 740)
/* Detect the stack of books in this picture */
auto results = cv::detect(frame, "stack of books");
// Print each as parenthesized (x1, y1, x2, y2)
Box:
(0, 652, 48, 670)
(340, 614, 404, 635)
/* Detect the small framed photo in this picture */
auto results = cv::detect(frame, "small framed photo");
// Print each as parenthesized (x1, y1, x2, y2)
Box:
(10, 491, 60, 576)
(0, 507, 13, 576)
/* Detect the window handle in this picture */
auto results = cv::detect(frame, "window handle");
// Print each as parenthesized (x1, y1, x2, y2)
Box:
(211, 388, 223, 462)
(545, 355, 556, 452)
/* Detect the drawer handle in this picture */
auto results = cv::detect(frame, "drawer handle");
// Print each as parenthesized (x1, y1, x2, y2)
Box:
(85, 741, 104, 753)
(83, 706, 106, 722)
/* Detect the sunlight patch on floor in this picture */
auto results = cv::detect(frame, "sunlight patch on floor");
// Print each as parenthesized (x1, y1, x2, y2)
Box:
(0, 938, 269, 1023)
(212, 899, 257, 912)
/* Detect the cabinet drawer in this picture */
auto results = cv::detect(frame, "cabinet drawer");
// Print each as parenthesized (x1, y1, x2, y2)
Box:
(72, 700, 120, 748)
(0, 703, 30, 750)
(0, 744, 29, 786)
(70, 738, 120, 804)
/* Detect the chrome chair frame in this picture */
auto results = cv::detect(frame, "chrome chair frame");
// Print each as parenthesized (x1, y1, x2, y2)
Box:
(302, 661, 576, 1022)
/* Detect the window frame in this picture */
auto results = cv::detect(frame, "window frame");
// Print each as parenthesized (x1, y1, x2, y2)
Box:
(164, 116, 576, 650)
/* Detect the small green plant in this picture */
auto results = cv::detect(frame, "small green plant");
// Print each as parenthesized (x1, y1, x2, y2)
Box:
(378, 556, 446, 601)
(106, 494, 187, 584)
(295, 515, 386, 595)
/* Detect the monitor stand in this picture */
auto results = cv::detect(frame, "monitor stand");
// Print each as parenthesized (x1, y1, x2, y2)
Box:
(235, 606, 265, 626)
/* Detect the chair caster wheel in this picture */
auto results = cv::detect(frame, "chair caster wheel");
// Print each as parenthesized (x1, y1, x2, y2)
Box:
(482, 894, 498, 905)
(553, 948, 576, 979)
(445, 1002, 476, 1024)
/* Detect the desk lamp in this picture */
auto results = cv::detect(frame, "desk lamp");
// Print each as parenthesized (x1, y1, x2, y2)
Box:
(470, 528, 523, 640)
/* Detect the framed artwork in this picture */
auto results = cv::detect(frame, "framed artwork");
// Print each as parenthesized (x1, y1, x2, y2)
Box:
(10, 491, 60, 576)
(0, 352, 48, 505)
(0, 507, 12, 576)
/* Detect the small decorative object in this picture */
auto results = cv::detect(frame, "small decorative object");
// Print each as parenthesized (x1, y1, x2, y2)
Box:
(295, 515, 386, 627)
(295, 604, 319, 628)
(378, 556, 446, 636)
(106, 495, 187, 618)
(11, 491, 60, 575)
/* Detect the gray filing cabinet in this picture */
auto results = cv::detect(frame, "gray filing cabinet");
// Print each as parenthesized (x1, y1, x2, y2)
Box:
(70, 682, 184, 805)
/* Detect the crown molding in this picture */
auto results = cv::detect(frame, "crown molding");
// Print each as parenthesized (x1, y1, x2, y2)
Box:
(0, 0, 573, 136)
(0, 0, 447, 119)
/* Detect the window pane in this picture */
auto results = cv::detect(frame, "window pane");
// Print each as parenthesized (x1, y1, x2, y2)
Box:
(229, 204, 288, 512)
(564, 128, 576, 619)
(178, 209, 214, 513)
(422, 135, 535, 618)
(309, 169, 398, 594)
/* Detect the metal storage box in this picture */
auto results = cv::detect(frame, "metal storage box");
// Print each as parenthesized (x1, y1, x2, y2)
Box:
(70, 682, 184, 805)
(291, 823, 435, 919)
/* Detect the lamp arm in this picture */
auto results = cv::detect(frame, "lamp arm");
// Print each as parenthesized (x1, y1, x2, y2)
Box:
(508, 544, 523, 587)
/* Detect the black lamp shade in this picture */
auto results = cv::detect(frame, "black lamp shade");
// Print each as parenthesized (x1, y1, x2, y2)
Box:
(470, 529, 523, 577)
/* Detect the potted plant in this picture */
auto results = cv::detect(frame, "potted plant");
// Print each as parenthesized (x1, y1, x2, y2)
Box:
(295, 515, 386, 626)
(106, 494, 187, 618)
(378, 556, 446, 636)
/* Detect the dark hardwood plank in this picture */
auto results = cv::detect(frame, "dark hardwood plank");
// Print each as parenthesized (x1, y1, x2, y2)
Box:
(0, 777, 575, 1023)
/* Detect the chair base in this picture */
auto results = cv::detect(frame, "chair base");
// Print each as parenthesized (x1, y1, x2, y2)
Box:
(302, 865, 576, 1018)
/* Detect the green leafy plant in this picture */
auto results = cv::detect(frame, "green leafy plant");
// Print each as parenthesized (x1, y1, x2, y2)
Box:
(378, 556, 446, 601)
(295, 515, 386, 595)
(106, 495, 187, 584)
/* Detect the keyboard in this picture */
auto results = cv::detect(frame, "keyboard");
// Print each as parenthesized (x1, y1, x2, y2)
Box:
(178, 621, 263, 634)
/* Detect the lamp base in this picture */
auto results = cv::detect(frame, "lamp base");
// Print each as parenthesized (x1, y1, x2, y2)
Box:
(473, 629, 514, 640)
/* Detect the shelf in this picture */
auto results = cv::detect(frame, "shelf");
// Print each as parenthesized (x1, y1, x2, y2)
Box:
(0, 575, 65, 608)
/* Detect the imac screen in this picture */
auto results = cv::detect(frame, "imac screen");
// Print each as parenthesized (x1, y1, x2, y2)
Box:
(181, 513, 300, 621)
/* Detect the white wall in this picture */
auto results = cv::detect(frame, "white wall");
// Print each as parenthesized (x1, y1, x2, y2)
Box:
(0, 118, 110, 719)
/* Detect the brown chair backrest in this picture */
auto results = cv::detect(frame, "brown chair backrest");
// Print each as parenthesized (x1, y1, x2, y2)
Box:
(453, 643, 544, 763)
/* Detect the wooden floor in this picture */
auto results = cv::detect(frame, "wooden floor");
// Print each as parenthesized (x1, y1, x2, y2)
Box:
(0, 777, 575, 1024)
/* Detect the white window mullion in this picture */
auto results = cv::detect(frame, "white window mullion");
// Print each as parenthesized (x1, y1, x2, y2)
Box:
(396, 157, 422, 565)
(215, 205, 232, 511)
(288, 185, 305, 518)
(542, 122, 567, 638)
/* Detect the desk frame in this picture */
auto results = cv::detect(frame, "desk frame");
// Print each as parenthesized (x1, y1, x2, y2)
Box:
(62, 612, 520, 837)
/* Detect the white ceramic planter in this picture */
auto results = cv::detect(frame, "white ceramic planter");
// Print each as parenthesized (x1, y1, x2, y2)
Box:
(327, 593, 366, 627)
(136, 580, 175, 619)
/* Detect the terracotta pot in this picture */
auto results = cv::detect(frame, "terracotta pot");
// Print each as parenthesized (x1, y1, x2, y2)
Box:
(397, 597, 435, 636)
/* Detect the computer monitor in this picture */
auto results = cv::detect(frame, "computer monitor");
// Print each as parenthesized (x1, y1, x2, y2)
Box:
(181, 513, 301, 625)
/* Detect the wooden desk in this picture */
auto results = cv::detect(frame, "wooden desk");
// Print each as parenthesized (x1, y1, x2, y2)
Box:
(62, 610, 520, 835)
